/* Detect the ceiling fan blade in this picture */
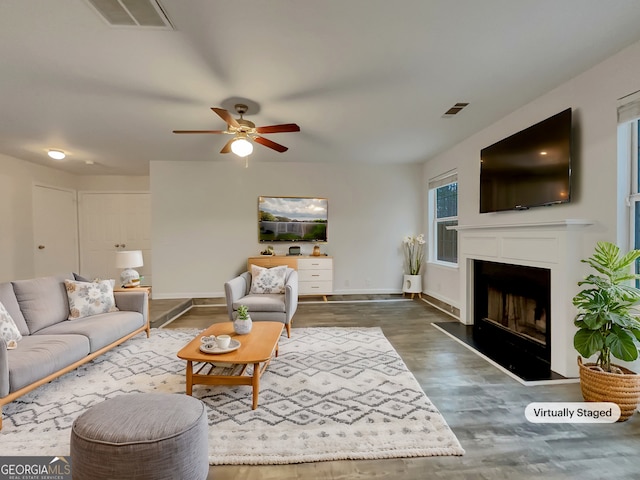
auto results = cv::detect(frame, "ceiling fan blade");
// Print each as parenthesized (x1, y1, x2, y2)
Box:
(255, 123, 301, 134)
(254, 136, 288, 153)
(173, 130, 227, 134)
(220, 138, 234, 154)
(211, 108, 240, 128)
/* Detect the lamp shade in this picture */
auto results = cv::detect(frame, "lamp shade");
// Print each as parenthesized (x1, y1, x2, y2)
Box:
(115, 250, 144, 268)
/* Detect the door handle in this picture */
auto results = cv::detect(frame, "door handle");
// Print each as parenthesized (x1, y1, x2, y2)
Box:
(38, 245, 45, 250)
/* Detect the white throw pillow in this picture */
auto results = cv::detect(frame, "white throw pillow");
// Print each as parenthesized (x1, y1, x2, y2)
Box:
(0, 300, 22, 348)
(65, 279, 119, 320)
(250, 265, 287, 294)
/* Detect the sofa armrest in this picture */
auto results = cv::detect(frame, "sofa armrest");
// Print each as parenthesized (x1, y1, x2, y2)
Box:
(113, 291, 148, 324)
(0, 338, 9, 398)
(285, 269, 298, 322)
(224, 272, 252, 321)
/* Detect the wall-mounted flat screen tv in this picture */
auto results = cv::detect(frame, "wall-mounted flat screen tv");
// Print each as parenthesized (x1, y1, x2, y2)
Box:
(258, 196, 328, 242)
(480, 108, 572, 213)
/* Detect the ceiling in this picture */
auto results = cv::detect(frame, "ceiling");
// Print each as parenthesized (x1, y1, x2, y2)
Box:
(3, 0, 640, 176)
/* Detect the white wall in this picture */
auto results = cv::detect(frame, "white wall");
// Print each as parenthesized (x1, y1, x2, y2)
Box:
(0, 154, 149, 282)
(150, 161, 422, 298)
(423, 38, 640, 311)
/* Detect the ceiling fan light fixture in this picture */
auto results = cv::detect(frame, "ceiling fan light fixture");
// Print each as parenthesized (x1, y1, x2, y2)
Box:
(47, 149, 66, 160)
(231, 137, 253, 157)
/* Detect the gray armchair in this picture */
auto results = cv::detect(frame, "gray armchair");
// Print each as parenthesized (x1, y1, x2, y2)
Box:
(224, 268, 298, 337)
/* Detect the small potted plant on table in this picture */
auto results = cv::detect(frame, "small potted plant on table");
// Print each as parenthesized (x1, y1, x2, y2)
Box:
(573, 241, 640, 421)
(234, 304, 253, 335)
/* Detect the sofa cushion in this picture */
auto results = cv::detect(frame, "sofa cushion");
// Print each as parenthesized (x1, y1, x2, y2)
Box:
(12, 273, 73, 334)
(0, 301, 22, 347)
(233, 293, 286, 313)
(249, 265, 287, 294)
(35, 311, 144, 353)
(65, 279, 119, 320)
(0, 282, 29, 336)
(6, 334, 90, 393)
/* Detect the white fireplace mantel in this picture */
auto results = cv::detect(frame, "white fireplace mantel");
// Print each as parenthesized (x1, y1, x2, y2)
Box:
(451, 219, 593, 231)
(457, 219, 594, 378)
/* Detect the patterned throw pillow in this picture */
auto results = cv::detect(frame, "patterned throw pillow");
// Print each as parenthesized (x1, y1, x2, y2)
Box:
(249, 265, 287, 294)
(65, 279, 119, 320)
(0, 300, 22, 348)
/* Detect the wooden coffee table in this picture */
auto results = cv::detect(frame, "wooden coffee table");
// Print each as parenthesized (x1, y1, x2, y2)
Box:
(176, 321, 283, 409)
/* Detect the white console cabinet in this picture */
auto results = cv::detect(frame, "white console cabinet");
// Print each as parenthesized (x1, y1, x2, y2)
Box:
(247, 256, 333, 301)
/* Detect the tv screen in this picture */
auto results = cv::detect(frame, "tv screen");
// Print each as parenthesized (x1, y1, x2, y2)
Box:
(258, 196, 328, 242)
(480, 108, 572, 213)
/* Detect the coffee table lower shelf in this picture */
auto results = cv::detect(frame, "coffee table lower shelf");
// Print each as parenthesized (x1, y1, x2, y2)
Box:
(185, 358, 275, 410)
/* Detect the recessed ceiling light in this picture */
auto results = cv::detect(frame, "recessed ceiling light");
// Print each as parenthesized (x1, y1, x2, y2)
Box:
(47, 149, 66, 160)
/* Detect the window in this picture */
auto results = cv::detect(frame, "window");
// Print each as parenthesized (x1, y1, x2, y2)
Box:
(429, 172, 458, 265)
(618, 94, 640, 285)
(627, 120, 640, 283)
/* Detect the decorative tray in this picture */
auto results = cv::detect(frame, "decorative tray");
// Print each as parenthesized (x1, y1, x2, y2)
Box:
(199, 339, 241, 355)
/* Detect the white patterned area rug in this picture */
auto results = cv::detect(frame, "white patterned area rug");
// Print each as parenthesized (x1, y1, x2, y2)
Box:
(0, 327, 464, 464)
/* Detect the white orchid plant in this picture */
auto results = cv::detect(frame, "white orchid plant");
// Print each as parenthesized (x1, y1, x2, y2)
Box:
(402, 234, 426, 275)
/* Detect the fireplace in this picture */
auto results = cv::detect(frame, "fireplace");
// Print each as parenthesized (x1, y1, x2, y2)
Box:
(473, 260, 551, 377)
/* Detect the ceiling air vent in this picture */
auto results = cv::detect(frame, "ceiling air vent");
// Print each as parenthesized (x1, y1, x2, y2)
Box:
(442, 102, 469, 118)
(85, 0, 174, 29)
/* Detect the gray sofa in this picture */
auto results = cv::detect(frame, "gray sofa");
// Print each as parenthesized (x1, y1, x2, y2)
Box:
(0, 272, 149, 430)
(224, 268, 298, 337)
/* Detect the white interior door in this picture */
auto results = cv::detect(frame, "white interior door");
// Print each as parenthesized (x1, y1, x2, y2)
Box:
(79, 192, 151, 284)
(33, 185, 79, 276)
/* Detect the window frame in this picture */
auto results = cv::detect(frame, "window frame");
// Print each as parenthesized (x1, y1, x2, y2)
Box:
(428, 173, 458, 267)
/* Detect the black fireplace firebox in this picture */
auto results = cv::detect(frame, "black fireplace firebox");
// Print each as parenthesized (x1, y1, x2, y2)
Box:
(473, 260, 551, 378)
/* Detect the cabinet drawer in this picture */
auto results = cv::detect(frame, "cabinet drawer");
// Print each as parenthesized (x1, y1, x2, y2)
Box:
(298, 269, 332, 282)
(297, 258, 333, 270)
(299, 281, 333, 294)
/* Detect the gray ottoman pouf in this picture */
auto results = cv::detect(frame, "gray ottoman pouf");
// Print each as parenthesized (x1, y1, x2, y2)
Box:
(70, 393, 208, 480)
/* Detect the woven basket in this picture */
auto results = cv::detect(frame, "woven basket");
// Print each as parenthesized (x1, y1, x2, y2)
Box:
(578, 357, 640, 421)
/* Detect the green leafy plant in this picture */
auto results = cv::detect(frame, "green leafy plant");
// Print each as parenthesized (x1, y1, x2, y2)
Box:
(573, 241, 640, 372)
(237, 305, 250, 320)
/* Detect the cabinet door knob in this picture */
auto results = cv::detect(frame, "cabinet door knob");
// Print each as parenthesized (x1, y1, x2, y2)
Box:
(38, 245, 45, 250)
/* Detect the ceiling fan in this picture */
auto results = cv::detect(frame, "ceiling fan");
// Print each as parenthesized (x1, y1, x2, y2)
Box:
(173, 104, 300, 157)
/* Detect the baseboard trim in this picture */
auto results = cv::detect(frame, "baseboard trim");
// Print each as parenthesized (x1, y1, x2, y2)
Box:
(420, 294, 460, 319)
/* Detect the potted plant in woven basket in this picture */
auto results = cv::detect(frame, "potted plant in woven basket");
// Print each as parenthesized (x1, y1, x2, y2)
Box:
(573, 241, 640, 421)
(233, 304, 252, 335)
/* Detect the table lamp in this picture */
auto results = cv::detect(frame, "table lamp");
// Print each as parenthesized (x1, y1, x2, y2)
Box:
(115, 250, 144, 287)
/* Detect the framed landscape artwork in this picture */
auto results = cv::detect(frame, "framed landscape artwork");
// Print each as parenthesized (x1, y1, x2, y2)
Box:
(258, 196, 328, 242)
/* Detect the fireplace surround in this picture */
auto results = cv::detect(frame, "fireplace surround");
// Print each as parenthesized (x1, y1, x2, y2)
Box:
(454, 220, 592, 378)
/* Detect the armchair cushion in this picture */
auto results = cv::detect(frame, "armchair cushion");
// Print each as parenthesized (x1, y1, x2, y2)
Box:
(249, 265, 287, 294)
(232, 294, 286, 313)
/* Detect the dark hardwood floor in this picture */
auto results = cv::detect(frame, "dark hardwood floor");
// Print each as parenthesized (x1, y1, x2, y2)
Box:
(163, 299, 640, 480)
